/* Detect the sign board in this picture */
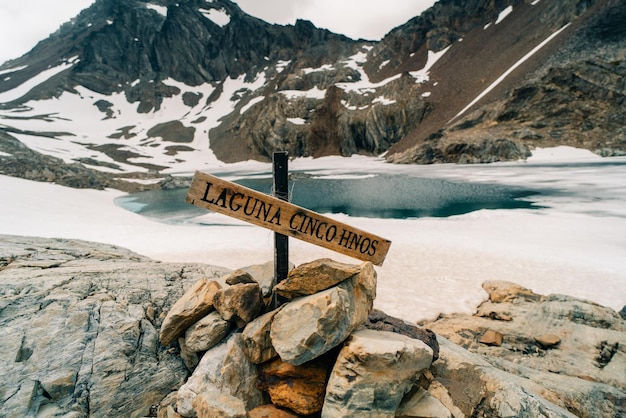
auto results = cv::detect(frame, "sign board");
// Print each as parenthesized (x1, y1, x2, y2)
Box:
(186, 171, 391, 266)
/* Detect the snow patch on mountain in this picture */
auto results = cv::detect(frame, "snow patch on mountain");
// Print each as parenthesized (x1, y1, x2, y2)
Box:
(200, 7, 231, 27)
(496, 6, 514, 24)
(450, 23, 571, 123)
(409, 46, 450, 83)
(240, 96, 264, 114)
(341, 49, 369, 71)
(276, 60, 291, 73)
(145, 3, 167, 17)
(372, 96, 396, 105)
(287, 117, 306, 125)
(0, 65, 28, 76)
(0, 57, 78, 103)
(303, 64, 334, 74)
(337, 72, 401, 93)
(280, 87, 327, 100)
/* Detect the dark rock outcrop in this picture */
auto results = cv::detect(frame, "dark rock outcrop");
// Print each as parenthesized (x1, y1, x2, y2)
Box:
(387, 0, 626, 162)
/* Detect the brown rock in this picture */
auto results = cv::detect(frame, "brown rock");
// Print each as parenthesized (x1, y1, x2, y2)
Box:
(479, 330, 503, 346)
(257, 357, 330, 416)
(213, 283, 264, 328)
(535, 334, 561, 348)
(241, 260, 292, 298)
(274, 258, 360, 299)
(248, 404, 299, 418)
(365, 309, 439, 360)
(483, 281, 542, 303)
(225, 269, 258, 286)
(192, 391, 247, 418)
(423, 369, 435, 382)
(159, 279, 222, 346)
(185, 311, 231, 352)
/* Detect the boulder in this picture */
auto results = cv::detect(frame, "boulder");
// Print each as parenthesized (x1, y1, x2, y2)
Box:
(224, 269, 258, 286)
(365, 309, 439, 360)
(274, 258, 360, 299)
(248, 404, 299, 418)
(430, 337, 578, 417)
(0, 235, 230, 418)
(322, 329, 434, 417)
(192, 391, 247, 418)
(421, 281, 626, 416)
(213, 283, 264, 328)
(177, 332, 264, 416)
(270, 261, 376, 365)
(159, 279, 222, 346)
(240, 260, 294, 299)
(241, 309, 280, 364)
(178, 337, 200, 371)
(185, 311, 231, 352)
(257, 357, 331, 416)
(482, 280, 543, 303)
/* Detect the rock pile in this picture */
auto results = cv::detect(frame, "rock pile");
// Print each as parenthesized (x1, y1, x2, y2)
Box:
(158, 259, 439, 417)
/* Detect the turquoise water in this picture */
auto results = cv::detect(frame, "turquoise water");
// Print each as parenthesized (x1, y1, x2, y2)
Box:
(115, 174, 541, 223)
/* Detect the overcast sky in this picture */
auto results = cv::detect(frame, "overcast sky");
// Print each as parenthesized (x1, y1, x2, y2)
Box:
(0, 0, 437, 65)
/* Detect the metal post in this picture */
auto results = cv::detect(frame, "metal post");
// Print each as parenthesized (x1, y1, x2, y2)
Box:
(273, 151, 289, 308)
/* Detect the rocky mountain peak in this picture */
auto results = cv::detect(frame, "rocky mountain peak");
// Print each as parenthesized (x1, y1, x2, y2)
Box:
(1, 0, 356, 104)
(0, 0, 624, 189)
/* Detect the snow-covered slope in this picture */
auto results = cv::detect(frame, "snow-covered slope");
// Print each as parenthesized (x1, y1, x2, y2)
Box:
(0, 0, 624, 186)
(0, 43, 445, 174)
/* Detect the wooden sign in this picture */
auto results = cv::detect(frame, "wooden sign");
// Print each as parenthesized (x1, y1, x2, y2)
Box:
(186, 171, 391, 266)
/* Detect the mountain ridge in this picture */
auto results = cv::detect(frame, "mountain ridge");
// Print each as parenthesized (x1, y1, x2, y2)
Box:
(0, 0, 624, 190)
(388, 0, 626, 163)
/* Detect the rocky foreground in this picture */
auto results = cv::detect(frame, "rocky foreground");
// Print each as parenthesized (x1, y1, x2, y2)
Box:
(0, 235, 624, 417)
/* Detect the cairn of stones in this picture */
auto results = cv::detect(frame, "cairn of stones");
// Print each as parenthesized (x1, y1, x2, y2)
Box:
(158, 258, 440, 417)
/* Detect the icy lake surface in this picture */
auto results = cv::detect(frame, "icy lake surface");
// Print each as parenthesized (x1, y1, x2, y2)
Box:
(115, 174, 541, 222)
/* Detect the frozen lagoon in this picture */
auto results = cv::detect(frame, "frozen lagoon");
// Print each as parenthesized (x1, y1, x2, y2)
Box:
(1, 147, 625, 322)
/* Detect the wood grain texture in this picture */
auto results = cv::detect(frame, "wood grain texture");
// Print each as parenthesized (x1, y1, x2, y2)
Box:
(186, 171, 391, 265)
